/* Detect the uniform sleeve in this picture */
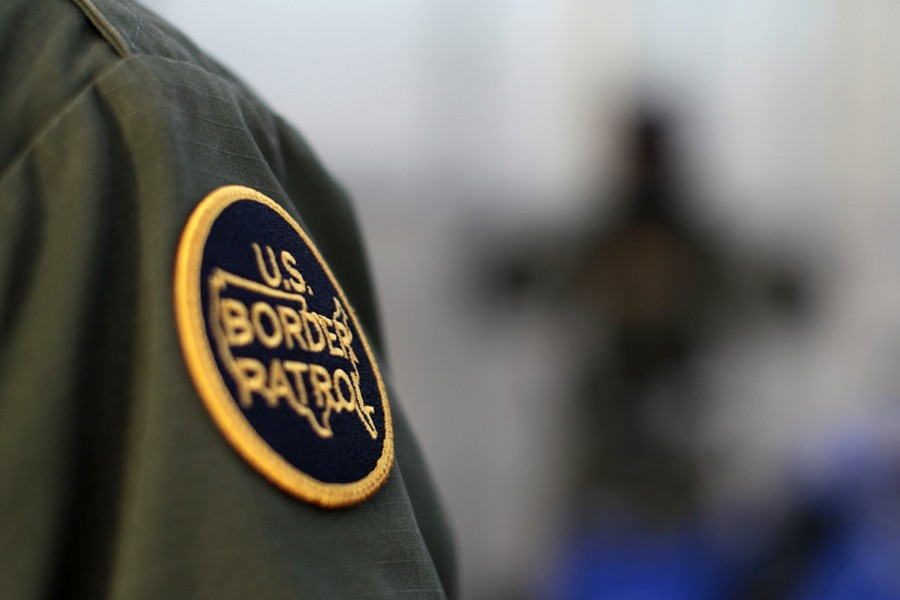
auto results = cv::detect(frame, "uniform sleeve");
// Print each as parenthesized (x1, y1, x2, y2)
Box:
(0, 41, 453, 598)
(0, 61, 141, 597)
(0, 3, 133, 594)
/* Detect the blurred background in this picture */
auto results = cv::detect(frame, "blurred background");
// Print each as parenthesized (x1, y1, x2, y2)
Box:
(151, 1, 900, 598)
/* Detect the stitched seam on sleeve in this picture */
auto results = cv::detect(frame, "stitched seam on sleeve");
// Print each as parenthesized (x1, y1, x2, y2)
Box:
(0, 55, 276, 184)
(71, 0, 133, 58)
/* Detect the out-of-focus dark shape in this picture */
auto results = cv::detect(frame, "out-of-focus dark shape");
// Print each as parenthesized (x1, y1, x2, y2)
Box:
(569, 110, 728, 513)
(481, 108, 811, 513)
(476, 105, 828, 600)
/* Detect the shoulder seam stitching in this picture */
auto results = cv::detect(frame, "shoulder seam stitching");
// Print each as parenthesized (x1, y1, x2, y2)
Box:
(0, 56, 267, 184)
(72, 0, 133, 58)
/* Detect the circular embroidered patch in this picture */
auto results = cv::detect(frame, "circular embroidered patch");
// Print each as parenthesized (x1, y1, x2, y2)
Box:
(174, 185, 393, 508)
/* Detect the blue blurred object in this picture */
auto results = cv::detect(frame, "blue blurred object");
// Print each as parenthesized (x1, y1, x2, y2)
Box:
(793, 520, 900, 600)
(544, 514, 738, 600)
(790, 429, 900, 600)
(544, 427, 900, 600)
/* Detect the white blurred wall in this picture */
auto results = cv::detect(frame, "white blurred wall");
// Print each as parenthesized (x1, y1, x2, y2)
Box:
(149, 1, 900, 597)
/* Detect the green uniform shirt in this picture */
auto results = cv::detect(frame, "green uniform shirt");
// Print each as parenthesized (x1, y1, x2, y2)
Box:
(0, 1, 455, 598)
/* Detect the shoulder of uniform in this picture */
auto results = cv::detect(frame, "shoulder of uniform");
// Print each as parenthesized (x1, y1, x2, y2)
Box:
(70, 0, 197, 61)
(69, 0, 277, 127)
(0, 0, 123, 175)
(0, 0, 274, 178)
(69, 0, 243, 84)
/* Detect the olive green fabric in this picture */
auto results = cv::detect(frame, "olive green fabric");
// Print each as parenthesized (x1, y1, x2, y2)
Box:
(0, 0, 456, 598)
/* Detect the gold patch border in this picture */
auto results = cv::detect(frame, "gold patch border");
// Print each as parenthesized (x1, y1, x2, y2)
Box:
(174, 185, 394, 508)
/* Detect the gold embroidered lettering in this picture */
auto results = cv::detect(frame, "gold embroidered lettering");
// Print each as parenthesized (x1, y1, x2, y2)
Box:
(227, 356, 377, 439)
(268, 358, 297, 407)
(302, 310, 326, 353)
(277, 305, 307, 351)
(220, 298, 253, 347)
(352, 369, 378, 439)
(250, 302, 283, 349)
(233, 357, 274, 408)
(283, 360, 310, 407)
(333, 368, 356, 412)
(282, 360, 333, 438)
(210, 267, 379, 440)
(252, 243, 283, 288)
(308, 364, 335, 409)
(280, 250, 307, 293)
(319, 314, 344, 358)
(331, 299, 357, 363)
